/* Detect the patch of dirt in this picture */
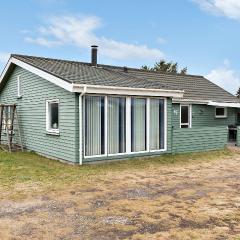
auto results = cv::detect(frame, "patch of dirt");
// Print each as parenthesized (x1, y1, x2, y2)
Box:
(2, 152, 240, 239)
(0, 199, 76, 218)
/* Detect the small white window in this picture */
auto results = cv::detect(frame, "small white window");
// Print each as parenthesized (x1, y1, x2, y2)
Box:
(215, 107, 227, 118)
(180, 105, 192, 128)
(17, 75, 22, 98)
(46, 99, 59, 134)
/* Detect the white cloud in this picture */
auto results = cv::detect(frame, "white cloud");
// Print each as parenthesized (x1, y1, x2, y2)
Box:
(25, 15, 164, 60)
(0, 52, 10, 63)
(25, 37, 62, 47)
(193, 0, 240, 20)
(206, 60, 240, 94)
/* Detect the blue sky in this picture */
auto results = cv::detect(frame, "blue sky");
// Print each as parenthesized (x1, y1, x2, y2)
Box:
(1, 0, 240, 94)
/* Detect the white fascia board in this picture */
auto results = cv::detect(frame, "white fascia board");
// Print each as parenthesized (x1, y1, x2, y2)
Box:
(173, 99, 240, 108)
(208, 101, 240, 108)
(0, 58, 12, 83)
(73, 84, 184, 98)
(0, 57, 74, 92)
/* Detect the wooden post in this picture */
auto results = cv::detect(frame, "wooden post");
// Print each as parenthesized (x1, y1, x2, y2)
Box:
(9, 105, 16, 146)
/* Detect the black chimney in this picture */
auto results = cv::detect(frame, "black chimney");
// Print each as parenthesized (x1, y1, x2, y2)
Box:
(91, 45, 98, 66)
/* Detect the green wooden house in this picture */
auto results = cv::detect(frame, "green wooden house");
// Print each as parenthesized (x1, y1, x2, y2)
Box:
(0, 47, 239, 164)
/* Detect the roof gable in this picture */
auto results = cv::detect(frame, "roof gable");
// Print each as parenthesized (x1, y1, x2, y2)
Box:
(0, 56, 73, 92)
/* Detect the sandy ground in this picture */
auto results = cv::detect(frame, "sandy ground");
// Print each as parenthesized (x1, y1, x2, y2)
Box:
(1, 152, 240, 239)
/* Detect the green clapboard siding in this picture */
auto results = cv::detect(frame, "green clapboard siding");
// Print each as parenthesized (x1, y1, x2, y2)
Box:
(237, 127, 240, 147)
(172, 126, 228, 153)
(166, 98, 172, 154)
(0, 66, 79, 163)
(172, 103, 237, 129)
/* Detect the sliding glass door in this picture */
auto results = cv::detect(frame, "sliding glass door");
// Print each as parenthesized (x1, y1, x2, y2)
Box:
(131, 98, 146, 152)
(149, 99, 165, 150)
(108, 97, 126, 154)
(85, 96, 105, 156)
(84, 95, 165, 158)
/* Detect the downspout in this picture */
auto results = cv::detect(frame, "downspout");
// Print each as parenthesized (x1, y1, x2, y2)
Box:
(79, 86, 87, 165)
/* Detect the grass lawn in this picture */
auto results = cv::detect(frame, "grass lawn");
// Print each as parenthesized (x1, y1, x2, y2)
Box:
(0, 149, 240, 239)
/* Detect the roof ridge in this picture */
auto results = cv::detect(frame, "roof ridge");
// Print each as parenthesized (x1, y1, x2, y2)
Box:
(11, 54, 203, 78)
(99, 64, 204, 78)
(11, 54, 93, 66)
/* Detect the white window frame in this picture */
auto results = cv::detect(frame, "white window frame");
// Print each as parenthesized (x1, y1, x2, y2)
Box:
(126, 97, 132, 154)
(180, 104, 192, 128)
(46, 99, 60, 135)
(83, 95, 107, 159)
(17, 75, 22, 98)
(129, 97, 148, 154)
(84, 95, 167, 159)
(148, 97, 167, 153)
(215, 107, 227, 118)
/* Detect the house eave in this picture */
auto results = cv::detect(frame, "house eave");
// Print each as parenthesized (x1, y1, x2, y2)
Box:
(173, 98, 240, 107)
(72, 84, 184, 98)
(208, 101, 240, 108)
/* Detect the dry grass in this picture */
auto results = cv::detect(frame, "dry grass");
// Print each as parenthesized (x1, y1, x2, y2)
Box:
(0, 149, 240, 239)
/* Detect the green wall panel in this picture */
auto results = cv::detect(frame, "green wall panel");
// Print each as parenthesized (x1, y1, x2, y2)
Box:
(237, 127, 240, 147)
(172, 103, 237, 129)
(0, 66, 79, 163)
(172, 126, 228, 153)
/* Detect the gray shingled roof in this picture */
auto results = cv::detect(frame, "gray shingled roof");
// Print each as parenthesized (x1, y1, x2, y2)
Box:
(11, 54, 178, 91)
(11, 54, 239, 103)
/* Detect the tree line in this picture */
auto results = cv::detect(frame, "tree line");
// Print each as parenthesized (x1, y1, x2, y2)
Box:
(141, 60, 187, 74)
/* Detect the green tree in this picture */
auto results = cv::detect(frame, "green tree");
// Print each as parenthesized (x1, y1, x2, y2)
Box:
(236, 87, 240, 98)
(141, 60, 187, 74)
